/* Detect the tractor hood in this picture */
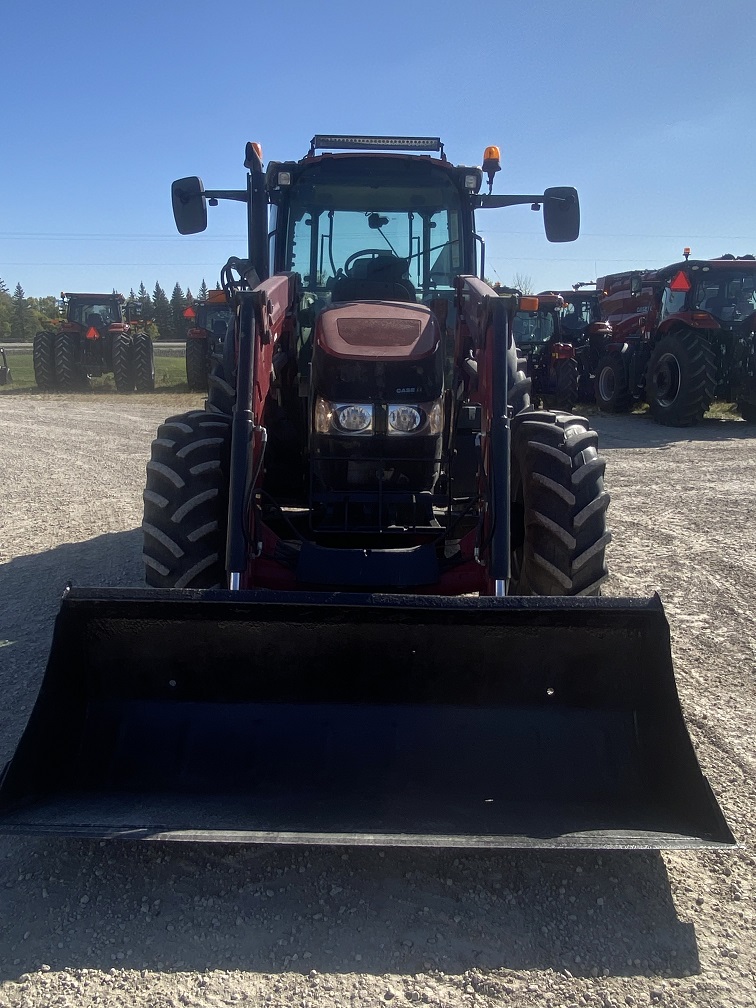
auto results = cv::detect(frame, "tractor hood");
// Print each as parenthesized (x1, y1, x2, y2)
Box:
(315, 302, 440, 362)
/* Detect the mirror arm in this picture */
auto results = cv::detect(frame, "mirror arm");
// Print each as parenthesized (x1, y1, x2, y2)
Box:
(476, 193, 575, 209)
(203, 190, 249, 204)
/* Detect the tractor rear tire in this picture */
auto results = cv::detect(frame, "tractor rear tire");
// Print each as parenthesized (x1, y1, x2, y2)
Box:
(595, 353, 631, 412)
(509, 411, 610, 596)
(186, 337, 209, 391)
(112, 333, 135, 393)
(33, 331, 56, 390)
(646, 329, 716, 426)
(142, 410, 231, 588)
(553, 358, 579, 411)
(54, 331, 90, 392)
(133, 332, 155, 392)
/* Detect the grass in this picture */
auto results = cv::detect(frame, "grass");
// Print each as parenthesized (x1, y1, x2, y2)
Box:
(1, 353, 747, 421)
(0, 351, 192, 394)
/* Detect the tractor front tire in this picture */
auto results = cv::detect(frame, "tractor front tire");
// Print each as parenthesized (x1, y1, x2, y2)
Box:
(646, 330, 716, 426)
(509, 411, 610, 596)
(143, 410, 231, 588)
(33, 331, 56, 390)
(112, 333, 135, 393)
(595, 353, 631, 413)
(553, 357, 579, 412)
(186, 337, 209, 391)
(508, 353, 531, 415)
(206, 337, 237, 415)
(133, 332, 155, 392)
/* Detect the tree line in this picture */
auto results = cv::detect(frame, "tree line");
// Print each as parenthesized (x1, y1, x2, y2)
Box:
(0, 278, 218, 342)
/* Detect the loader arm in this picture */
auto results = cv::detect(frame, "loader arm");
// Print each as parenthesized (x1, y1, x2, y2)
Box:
(227, 273, 301, 584)
(455, 276, 515, 592)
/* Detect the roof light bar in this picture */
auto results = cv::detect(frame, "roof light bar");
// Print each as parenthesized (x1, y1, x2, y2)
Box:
(311, 134, 443, 153)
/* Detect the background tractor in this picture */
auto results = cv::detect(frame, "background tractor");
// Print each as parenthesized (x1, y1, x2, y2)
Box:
(183, 288, 232, 391)
(0, 136, 732, 852)
(512, 292, 579, 410)
(32, 293, 155, 393)
(595, 254, 756, 425)
(0, 348, 11, 385)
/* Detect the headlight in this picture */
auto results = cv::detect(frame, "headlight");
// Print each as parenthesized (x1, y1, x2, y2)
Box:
(336, 404, 373, 432)
(388, 406, 421, 432)
(387, 400, 443, 436)
(315, 398, 373, 434)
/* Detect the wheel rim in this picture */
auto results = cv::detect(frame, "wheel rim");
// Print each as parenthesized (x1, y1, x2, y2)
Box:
(654, 352, 681, 407)
(598, 365, 616, 403)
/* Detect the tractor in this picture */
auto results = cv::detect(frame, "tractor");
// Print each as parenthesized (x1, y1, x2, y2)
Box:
(0, 136, 733, 851)
(0, 348, 11, 386)
(32, 293, 154, 393)
(183, 288, 232, 391)
(511, 292, 581, 410)
(595, 254, 756, 425)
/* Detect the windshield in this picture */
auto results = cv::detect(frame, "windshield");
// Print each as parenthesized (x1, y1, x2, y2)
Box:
(285, 158, 464, 301)
(513, 310, 555, 345)
(561, 296, 596, 327)
(198, 303, 232, 335)
(692, 271, 756, 322)
(69, 301, 119, 325)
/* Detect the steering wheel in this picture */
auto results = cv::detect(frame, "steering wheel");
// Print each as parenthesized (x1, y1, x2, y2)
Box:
(343, 249, 404, 277)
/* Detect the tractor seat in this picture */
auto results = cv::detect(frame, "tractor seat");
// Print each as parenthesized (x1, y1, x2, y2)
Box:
(86, 313, 106, 328)
(331, 254, 417, 304)
(330, 276, 417, 303)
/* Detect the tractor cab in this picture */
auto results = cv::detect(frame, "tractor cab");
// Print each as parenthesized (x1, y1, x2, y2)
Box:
(62, 293, 125, 331)
(513, 298, 560, 346)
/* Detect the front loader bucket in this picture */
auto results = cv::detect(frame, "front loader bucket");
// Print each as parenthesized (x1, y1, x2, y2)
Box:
(0, 588, 733, 849)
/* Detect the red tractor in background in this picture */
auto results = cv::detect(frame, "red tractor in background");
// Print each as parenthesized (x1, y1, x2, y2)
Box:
(183, 288, 232, 391)
(594, 254, 756, 425)
(512, 292, 580, 410)
(512, 285, 610, 410)
(552, 284, 611, 400)
(33, 293, 154, 393)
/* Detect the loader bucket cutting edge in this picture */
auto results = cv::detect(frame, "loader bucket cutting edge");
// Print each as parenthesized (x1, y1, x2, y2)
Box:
(0, 588, 734, 849)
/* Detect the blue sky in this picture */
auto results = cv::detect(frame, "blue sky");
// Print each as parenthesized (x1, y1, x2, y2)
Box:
(1, 0, 754, 298)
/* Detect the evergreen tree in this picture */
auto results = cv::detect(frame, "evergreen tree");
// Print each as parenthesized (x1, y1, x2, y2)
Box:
(198, 279, 208, 300)
(138, 282, 153, 318)
(152, 282, 173, 340)
(129, 288, 137, 300)
(0, 279, 11, 340)
(170, 282, 187, 338)
(11, 283, 34, 341)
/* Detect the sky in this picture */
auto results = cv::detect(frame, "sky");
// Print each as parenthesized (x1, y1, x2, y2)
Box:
(1, 0, 755, 300)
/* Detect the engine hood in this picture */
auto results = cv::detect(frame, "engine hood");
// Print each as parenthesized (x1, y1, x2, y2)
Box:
(315, 301, 440, 362)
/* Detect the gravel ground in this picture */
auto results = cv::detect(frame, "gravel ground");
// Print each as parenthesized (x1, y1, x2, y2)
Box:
(0, 393, 754, 1008)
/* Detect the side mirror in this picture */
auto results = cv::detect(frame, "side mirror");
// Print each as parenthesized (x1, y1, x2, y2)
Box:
(543, 187, 580, 243)
(171, 176, 207, 235)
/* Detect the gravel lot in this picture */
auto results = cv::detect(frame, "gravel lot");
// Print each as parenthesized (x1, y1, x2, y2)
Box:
(0, 392, 754, 1008)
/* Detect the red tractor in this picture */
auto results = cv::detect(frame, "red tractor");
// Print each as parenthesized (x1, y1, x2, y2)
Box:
(595, 254, 756, 425)
(32, 293, 154, 393)
(512, 292, 580, 410)
(183, 289, 232, 391)
(0, 136, 733, 853)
